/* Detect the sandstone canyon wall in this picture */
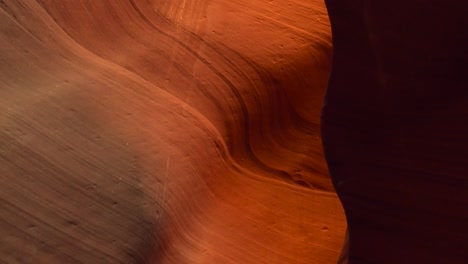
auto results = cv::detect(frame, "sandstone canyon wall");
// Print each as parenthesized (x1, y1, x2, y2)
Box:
(0, 0, 346, 263)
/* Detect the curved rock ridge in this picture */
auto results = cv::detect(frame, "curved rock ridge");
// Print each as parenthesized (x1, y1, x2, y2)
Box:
(0, 0, 345, 263)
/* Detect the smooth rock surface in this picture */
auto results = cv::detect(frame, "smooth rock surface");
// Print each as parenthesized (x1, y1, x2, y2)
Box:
(0, 1, 345, 263)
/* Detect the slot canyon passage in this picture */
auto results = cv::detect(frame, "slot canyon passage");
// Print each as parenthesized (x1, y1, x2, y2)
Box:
(2, 0, 468, 264)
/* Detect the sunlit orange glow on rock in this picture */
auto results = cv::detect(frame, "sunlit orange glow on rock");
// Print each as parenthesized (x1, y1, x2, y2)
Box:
(0, 0, 346, 263)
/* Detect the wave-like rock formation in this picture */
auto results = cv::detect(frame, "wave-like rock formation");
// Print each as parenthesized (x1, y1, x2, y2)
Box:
(0, 0, 346, 263)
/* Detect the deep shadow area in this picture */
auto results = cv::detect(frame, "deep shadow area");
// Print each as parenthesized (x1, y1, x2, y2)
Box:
(323, 0, 468, 262)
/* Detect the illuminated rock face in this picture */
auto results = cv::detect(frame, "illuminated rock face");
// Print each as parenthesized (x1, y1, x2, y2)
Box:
(0, 1, 345, 263)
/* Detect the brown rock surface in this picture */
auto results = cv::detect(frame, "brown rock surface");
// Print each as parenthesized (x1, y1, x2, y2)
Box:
(0, 0, 345, 263)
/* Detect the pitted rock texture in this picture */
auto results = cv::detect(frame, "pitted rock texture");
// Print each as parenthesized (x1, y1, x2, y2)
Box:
(0, 0, 345, 263)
